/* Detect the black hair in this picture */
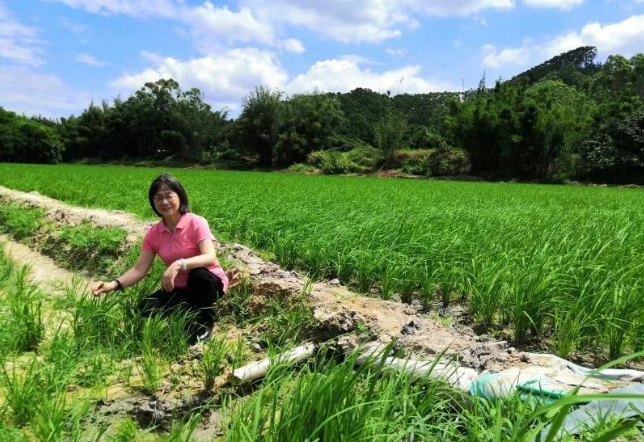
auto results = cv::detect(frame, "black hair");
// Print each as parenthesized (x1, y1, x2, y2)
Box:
(148, 173, 190, 217)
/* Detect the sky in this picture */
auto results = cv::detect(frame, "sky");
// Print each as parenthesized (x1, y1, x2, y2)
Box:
(1, 0, 644, 119)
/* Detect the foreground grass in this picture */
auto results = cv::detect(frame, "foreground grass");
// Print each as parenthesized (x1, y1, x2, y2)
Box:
(0, 242, 642, 440)
(1, 163, 643, 358)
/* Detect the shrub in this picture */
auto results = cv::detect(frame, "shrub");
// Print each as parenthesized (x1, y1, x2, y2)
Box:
(306, 151, 359, 175)
(427, 148, 471, 176)
(398, 150, 434, 174)
(307, 146, 377, 175)
(287, 163, 317, 174)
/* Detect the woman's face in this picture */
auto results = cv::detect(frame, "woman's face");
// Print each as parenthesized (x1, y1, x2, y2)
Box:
(153, 185, 180, 217)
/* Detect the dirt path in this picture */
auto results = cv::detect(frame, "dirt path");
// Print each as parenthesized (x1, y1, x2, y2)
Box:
(0, 185, 517, 370)
(0, 233, 93, 296)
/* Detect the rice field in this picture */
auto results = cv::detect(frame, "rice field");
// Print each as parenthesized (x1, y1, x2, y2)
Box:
(0, 163, 643, 358)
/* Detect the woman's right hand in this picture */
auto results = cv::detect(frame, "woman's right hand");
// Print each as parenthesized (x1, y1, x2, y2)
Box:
(92, 281, 117, 297)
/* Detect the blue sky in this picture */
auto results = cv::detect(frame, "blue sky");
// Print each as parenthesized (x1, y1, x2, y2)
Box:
(1, 0, 643, 118)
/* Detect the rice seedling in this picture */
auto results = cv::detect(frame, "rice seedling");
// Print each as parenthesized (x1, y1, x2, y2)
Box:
(200, 336, 230, 390)
(0, 204, 43, 240)
(4, 266, 44, 353)
(0, 358, 45, 427)
(30, 392, 92, 442)
(2, 164, 644, 356)
(159, 414, 200, 442)
(138, 315, 166, 395)
(107, 417, 139, 442)
(70, 292, 123, 351)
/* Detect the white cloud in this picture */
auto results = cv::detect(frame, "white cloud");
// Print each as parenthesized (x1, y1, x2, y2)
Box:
(50, 0, 276, 49)
(482, 42, 530, 68)
(50, 0, 524, 50)
(385, 48, 408, 57)
(48, 0, 179, 18)
(0, 66, 92, 116)
(241, 0, 411, 44)
(286, 59, 455, 95)
(62, 19, 93, 43)
(522, 0, 584, 10)
(402, 0, 515, 16)
(480, 14, 644, 73)
(110, 48, 288, 111)
(182, 3, 276, 50)
(0, 3, 46, 66)
(76, 53, 107, 66)
(281, 38, 305, 53)
(545, 15, 644, 57)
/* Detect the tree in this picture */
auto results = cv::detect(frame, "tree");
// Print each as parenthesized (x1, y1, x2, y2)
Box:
(0, 107, 64, 164)
(234, 86, 283, 166)
(374, 106, 407, 168)
(274, 93, 345, 165)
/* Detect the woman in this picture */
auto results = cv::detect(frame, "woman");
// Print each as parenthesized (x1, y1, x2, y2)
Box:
(92, 173, 229, 343)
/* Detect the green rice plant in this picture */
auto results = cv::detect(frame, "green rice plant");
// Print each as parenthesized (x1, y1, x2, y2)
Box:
(3, 164, 644, 356)
(107, 417, 139, 442)
(157, 307, 193, 360)
(30, 393, 92, 442)
(5, 266, 44, 353)
(138, 315, 166, 395)
(0, 204, 43, 240)
(200, 335, 230, 390)
(603, 285, 642, 360)
(159, 414, 200, 442)
(55, 221, 128, 273)
(260, 293, 315, 348)
(231, 335, 248, 370)
(59, 221, 126, 257)
(0, 245, 14, 285)
(0, 421, 28, 442)
(42, 326, 82, 390)
(0, 358, 45, 427)
(70, 292, 123, 350)
(222, 349, 468, 442)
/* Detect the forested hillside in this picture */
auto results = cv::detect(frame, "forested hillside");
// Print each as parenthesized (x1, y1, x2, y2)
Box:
(2, 46, 643, 183)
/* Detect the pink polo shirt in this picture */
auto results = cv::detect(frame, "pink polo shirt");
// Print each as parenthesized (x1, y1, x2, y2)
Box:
(141, 213, 229, 291)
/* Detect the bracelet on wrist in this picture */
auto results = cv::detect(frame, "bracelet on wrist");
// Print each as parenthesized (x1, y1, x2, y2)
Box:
(113, 279, 124, 292)
(180, 259, 187, 271)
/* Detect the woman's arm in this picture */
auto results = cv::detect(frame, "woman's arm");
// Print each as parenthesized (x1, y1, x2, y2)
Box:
(93, 250, 156, 296)
(161, 240, 216, 291)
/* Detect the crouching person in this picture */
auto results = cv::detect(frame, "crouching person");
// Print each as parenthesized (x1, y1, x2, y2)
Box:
(92, 173, 228, 344)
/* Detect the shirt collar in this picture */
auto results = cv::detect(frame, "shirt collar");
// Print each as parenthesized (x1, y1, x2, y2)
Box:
(156, 213, 191, 234)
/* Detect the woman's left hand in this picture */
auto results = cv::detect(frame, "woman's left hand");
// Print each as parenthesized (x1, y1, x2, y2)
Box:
(162, 261, 182, 291)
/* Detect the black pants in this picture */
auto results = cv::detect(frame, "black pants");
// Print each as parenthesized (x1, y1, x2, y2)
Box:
(139, 267, 224, 337)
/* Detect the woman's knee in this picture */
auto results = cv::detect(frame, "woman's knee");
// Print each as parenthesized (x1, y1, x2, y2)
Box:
(187, 268, 223, 305)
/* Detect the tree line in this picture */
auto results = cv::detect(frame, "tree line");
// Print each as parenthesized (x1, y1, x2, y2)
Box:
(1, 46, 643, 183)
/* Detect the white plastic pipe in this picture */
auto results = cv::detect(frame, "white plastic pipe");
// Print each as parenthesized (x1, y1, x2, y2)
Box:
(228, 343, 316, 385)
